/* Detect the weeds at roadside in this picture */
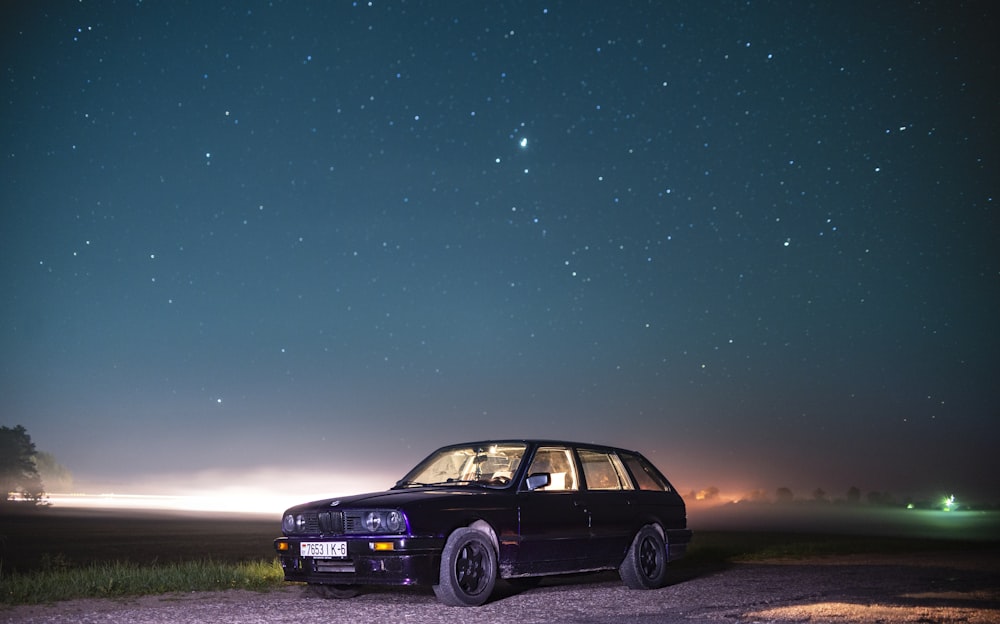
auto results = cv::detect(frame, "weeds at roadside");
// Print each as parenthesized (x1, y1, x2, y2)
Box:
(0, 558, 286, 605)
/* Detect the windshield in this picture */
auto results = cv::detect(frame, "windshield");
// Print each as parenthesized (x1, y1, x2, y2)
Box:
(395, 443, 527, 488)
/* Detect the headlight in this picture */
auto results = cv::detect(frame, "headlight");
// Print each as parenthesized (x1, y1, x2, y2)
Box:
(386, 510, 405, 532)
(349, 509, 407, 534)
(282, 513, 309, 533)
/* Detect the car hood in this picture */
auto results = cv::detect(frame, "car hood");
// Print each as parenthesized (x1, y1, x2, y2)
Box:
(284, 486, 496, 514)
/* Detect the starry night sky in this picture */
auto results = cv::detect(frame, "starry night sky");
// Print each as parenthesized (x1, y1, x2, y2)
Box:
(2, 2, 998, 503)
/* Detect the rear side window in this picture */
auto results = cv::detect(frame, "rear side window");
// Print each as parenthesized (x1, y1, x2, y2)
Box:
(620, 452, 671, 492)
(578, 448, 634, 491)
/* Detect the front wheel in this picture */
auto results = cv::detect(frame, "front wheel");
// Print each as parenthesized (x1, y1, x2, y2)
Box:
(619, 525, 669, 589)
(433, 527, 498, 606)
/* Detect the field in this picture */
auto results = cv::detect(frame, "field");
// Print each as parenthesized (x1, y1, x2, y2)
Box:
(0, 507, 278, 575)
(1, 505, 997, 606)
(0, 507, 284, 605)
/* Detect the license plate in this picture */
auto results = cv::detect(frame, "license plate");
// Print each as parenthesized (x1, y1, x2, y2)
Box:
(300, 541, 348, 558)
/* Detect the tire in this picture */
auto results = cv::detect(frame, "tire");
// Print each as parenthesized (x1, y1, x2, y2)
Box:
(433, 527, 498, 606)
(619, 525, 669, 589)
(309, 583, 362, 599)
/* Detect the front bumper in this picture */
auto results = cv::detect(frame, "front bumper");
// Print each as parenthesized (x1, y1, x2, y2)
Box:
(275, 536, 445, 586)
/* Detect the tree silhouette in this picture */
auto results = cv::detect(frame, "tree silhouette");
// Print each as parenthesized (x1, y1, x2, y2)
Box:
(0, 425, 45, 505)
(34, 451, 74, 492)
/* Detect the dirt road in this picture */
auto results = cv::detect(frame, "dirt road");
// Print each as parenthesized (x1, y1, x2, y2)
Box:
(3, 550, 998, 623)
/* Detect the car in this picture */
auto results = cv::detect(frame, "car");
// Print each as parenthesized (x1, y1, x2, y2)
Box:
(274, 439, 692, 606)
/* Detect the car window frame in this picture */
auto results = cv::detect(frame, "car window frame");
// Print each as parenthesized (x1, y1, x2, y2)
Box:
(619, 451, 673, 492)
(577, 447, 635, 491)
(396, 442, 528, 489)
(521, 445, 580, 492)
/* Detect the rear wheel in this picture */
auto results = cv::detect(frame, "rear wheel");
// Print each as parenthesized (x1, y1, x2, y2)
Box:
(619, 525, 669, 589)
(309, 583, 362, 599)
(433, 527, 497, 606)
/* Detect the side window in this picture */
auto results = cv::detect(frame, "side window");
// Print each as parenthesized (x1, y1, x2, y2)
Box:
(526, 447, 578, 491)
(620, 452, 671, 492)
(578, 448, 634, 491)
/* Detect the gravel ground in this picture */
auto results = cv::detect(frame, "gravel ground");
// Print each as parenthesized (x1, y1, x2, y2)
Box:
(3, 550, 998, 624)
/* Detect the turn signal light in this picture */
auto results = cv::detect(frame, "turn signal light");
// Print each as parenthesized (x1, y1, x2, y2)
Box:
(371, 541, 394, 551)
(276, 541, 290, 551)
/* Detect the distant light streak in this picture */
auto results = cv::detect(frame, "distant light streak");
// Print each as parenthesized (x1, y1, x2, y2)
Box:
(46, 492, 293, 515)
(46, 470, 395, 515)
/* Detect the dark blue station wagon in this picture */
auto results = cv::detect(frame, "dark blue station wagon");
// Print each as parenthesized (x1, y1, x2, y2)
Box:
(274, 440, 692, 606)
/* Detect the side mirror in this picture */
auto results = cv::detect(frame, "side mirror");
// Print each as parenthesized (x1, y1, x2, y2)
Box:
(526, 472, 551, 491)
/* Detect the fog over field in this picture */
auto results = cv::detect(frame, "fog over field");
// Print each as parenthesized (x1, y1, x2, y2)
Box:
(688, 502, 1000, 542)
(38, 464, 1000, 545)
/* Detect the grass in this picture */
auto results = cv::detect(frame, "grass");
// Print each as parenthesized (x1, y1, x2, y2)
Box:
(1, 558, 285, 605)
(0, 507, 288, 605)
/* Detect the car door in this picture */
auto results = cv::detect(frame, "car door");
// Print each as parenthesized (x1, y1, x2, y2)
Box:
(576, 447, 637, 566)
(514, 445, 590, 575)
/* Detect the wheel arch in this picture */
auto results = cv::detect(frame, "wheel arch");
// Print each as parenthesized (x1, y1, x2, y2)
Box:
(631, 518, 665, 542)
(468, 518, 499, 555)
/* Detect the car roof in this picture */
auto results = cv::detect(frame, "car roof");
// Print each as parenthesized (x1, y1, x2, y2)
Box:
(442, 439, 642, 455)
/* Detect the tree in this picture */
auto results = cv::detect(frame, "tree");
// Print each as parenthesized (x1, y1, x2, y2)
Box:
(775, 487, 794, 504)
(34, 451, 74, 492)
(0, 425, 45, 505)
(846, 486, 861, 505)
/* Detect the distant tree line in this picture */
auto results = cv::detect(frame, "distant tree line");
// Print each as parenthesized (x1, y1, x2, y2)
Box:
(688, 485, 939, 509)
